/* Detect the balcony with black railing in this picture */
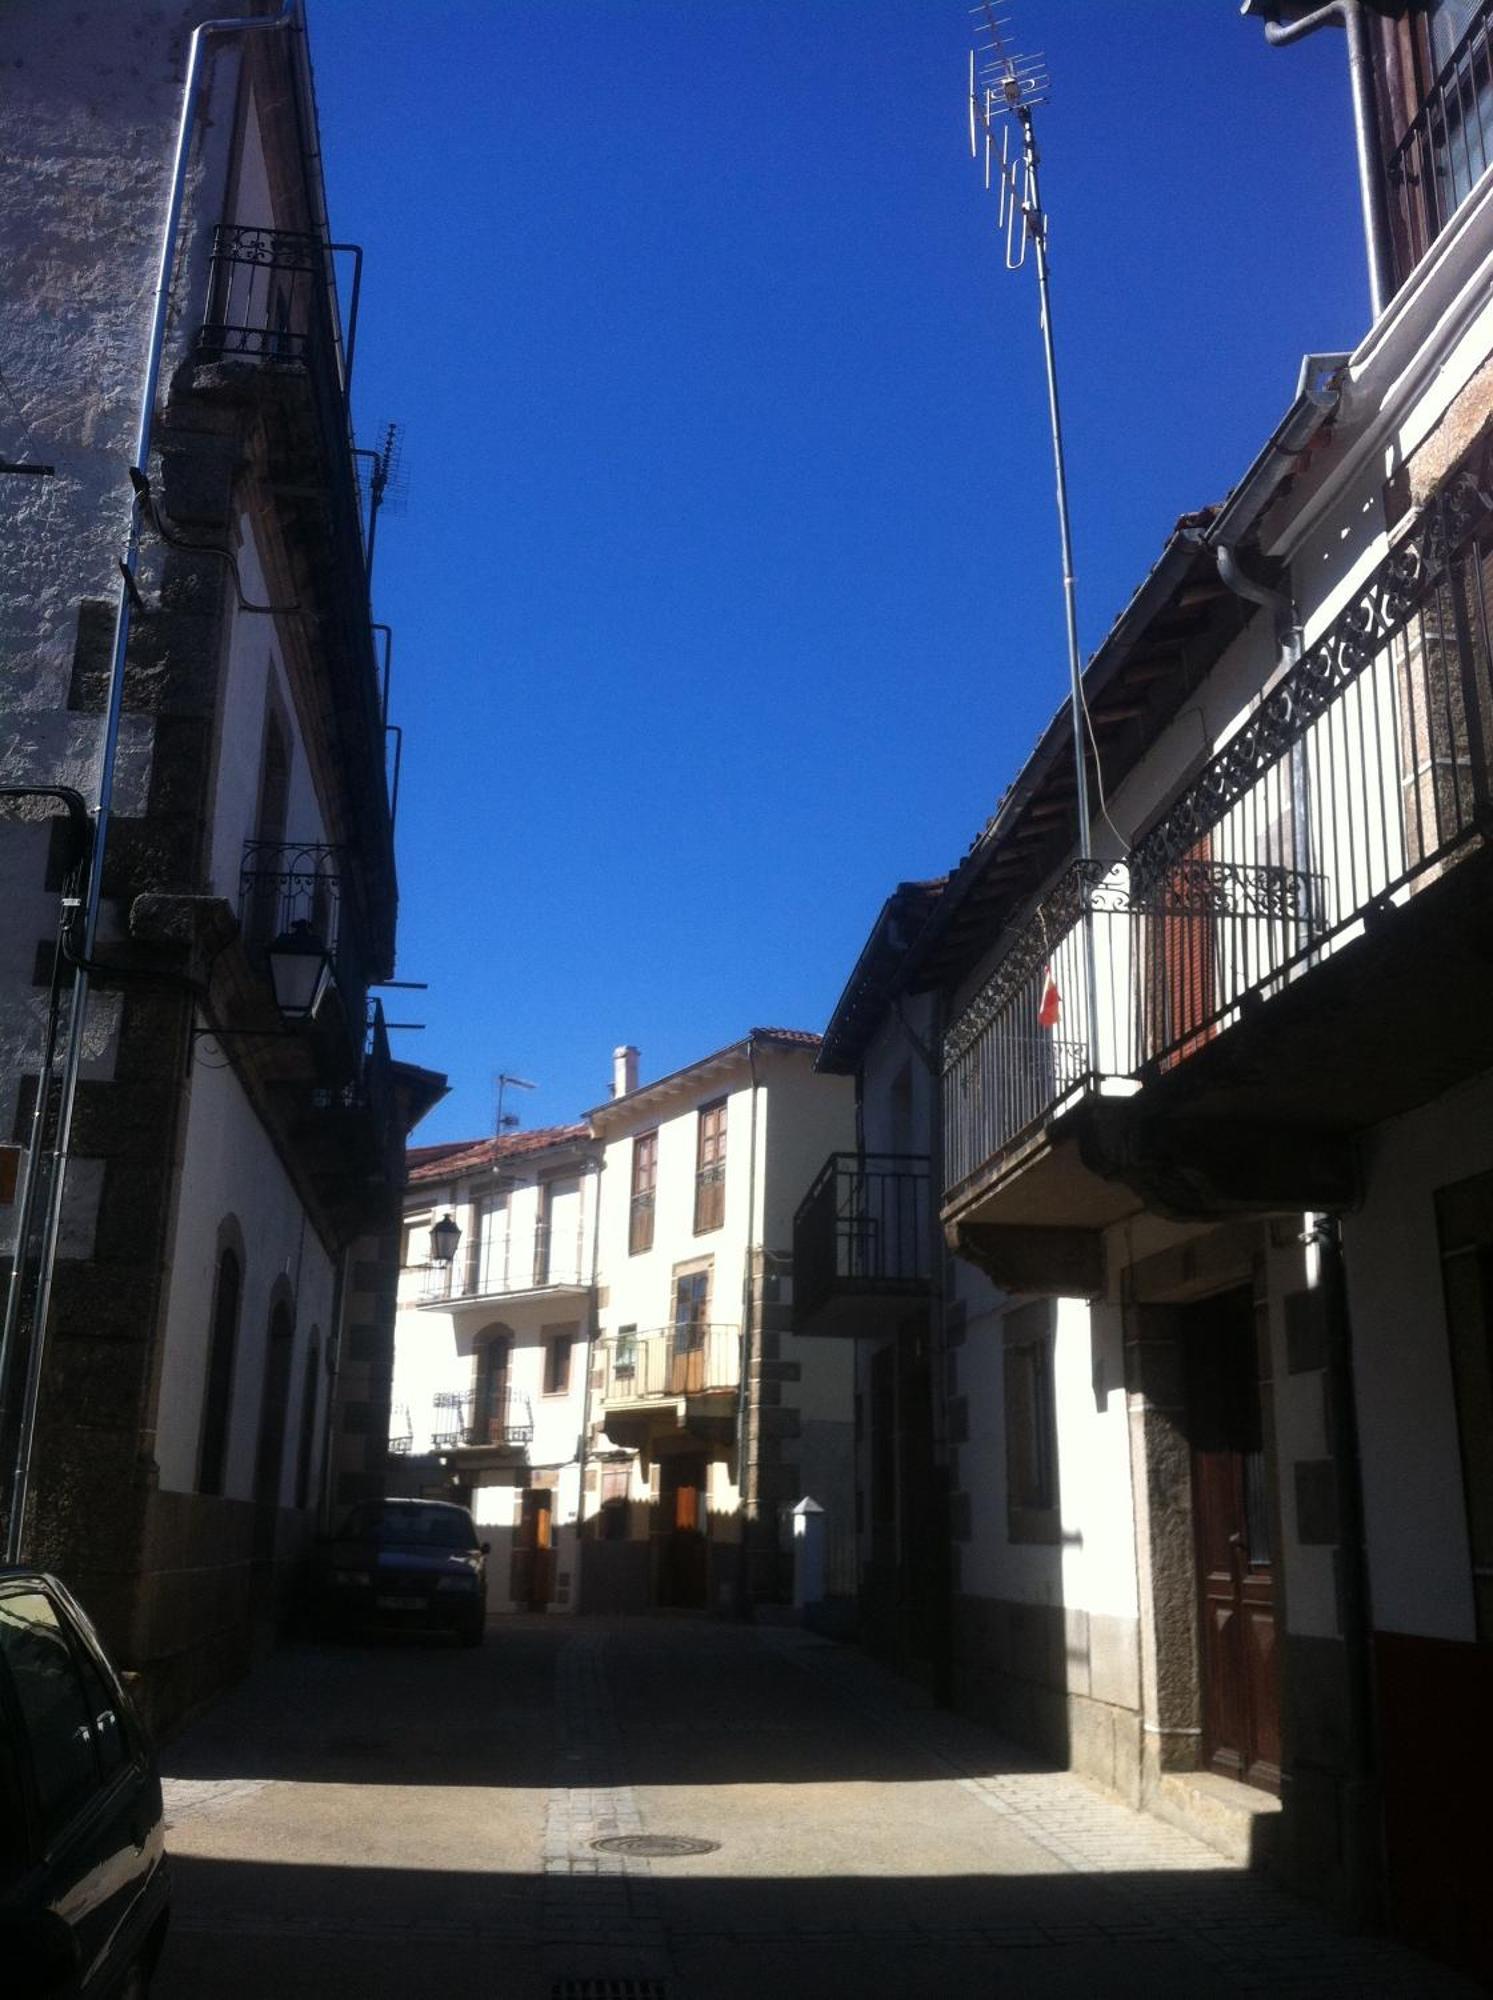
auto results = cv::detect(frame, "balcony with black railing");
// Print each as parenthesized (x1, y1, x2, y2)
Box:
(427, 1389, 534, 1455)
(793, 1154, 932, 1338)
(942, 432, 1493, 1285)
(418, 1215, 590, 1308)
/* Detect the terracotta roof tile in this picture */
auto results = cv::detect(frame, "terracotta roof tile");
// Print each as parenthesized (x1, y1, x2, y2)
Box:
(406, 1122, 590, 1184)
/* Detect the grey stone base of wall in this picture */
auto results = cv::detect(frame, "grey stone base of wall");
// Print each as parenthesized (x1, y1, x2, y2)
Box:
(127, 1492, 312, 1735)
(952, 1593, 1143, 1808)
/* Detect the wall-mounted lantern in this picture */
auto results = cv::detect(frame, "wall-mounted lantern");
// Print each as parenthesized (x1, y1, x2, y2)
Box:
(429, 1214, 462, 1266)
(266, 919, 334, 1022)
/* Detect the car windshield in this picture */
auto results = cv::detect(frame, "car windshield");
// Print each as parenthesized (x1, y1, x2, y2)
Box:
(339, 1502, 477, 1550)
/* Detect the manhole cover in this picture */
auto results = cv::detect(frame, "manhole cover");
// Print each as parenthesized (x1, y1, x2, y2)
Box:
(590, 1833, 720, 1857)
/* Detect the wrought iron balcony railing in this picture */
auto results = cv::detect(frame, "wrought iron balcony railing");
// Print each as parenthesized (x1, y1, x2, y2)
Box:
(420, 1220, 590, 1304)
(944, 429, 1493, 1201)
(794, 1154, 932, 1330)
(428, 1389, 534, 1452)
(601, 1324, 740, 1405)
(1385, 0, 1493, 284)
(198, 224, 349, 385)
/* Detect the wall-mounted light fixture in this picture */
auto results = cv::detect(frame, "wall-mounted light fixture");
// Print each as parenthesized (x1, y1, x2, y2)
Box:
(429, 1214, 462, 1266)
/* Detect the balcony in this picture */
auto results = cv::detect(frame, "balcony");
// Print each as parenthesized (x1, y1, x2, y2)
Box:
(419, 1220, 590, 1308)
(793, 1154, 932, 1338)
(428, 1389, 534, 1454)
(599, 1325, 740, 1451)
(943, 436, 1493, 1289)
(1385, 1, 1493, 287)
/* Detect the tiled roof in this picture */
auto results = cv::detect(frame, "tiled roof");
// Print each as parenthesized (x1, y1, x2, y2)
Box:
(747, 1027, 822, 1048)
(406, 1122, 591, 1185)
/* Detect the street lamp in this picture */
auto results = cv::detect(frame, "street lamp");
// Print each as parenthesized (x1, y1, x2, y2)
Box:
(429, 1214, 461, 1266)
(265, 920, 334, 1023)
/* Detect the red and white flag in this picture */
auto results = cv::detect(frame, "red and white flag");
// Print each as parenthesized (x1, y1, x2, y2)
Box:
(1037, 965, 1061, 1030)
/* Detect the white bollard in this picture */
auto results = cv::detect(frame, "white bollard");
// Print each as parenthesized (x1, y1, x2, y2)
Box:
(790, 1496, 826, 1611)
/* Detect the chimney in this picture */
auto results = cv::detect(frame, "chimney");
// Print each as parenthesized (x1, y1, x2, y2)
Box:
(612, 1045, 639, 1099)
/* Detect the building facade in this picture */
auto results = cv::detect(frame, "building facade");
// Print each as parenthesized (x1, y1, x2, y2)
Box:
(800, 4, 1493, 1983)
(583, 1034, 856, 1614)
(389, 1034, 857, 1619)
(392, 1126, 601, 1616)
(0, 1, 435, 1727)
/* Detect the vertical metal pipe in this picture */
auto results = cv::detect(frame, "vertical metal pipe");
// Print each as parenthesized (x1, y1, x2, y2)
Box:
(1259, 1, 1393, 320)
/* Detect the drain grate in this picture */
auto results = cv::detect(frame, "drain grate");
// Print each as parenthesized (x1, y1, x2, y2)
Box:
(551, 1983, 667, 1999)
(591, 1833, 719, 1857)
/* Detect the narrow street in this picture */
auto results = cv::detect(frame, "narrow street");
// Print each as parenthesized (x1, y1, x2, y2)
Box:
(153, 1617, 1472, 2000)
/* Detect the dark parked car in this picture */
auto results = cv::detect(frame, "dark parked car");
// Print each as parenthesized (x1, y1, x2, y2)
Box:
(0, 1570, 170, 1996)
(322, 1497, 489, 1644)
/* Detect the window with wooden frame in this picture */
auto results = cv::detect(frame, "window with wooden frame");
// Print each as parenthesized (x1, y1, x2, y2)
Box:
(542, 1330, 574, 1397)
(693, 1098, 727, 1233)
(1004, 1300, 1060, 1543)
(629, 1130, 658, 1255)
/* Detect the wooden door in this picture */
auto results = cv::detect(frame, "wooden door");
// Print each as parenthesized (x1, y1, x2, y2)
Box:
(1186, 1286, 1280, 1793)
(1145, 834, 1217, 1069)
(670, 1271, 709, 1393)
(510, 1490, 554, 1611)
(657, 1455, 708, 1608)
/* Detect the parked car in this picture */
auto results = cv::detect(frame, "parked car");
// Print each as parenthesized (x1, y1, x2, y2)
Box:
(0, 1569, 170, 1996)
(321, 1497, 489, 1645)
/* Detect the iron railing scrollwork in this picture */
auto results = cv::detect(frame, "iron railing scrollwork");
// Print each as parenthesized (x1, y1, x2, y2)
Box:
(943, 432, 1493, 1202)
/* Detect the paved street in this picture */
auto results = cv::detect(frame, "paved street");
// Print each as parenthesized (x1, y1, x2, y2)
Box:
(154, 1616, 1473, 1999)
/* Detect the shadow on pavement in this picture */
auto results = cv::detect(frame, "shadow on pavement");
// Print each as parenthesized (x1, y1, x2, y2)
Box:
(153, 1852, 1475, 2000)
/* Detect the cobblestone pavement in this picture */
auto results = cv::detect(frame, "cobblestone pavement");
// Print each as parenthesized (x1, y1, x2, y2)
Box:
(152, 1616, 1478, 1999)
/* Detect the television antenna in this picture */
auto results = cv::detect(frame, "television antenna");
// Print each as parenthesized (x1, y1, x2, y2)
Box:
(494, 1072, 536, 1139)
(968, 4, 1090, 871)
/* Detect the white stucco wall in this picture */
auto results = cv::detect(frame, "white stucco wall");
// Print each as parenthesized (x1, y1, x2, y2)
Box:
(154, 1045, 337, 1504)
(1344, 1070, 1492, 1643)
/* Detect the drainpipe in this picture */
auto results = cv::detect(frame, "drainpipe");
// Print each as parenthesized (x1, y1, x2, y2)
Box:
(734, 1036, 762, 1616)
(1305, 1213, 1381, 1925)
(5, 3, 300, 1567)
(573, 1149, 604, 1588)
(1244, 1, 1394, 321)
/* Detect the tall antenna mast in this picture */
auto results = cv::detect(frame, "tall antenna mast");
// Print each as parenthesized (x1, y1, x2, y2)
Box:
(968, 5, 1091, 871)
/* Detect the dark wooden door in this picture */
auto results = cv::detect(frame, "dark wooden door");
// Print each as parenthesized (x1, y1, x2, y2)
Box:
(657, 1455, 708, 1608)
(1186, 1286, 1280, 1794)
(510, 1490, 553, 1610)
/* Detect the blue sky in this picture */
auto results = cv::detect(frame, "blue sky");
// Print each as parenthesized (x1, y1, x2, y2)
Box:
(308, 0, 1365, 1142)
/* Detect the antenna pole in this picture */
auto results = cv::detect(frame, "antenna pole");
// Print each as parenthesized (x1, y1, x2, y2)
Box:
(1018, 105, 1091, 869)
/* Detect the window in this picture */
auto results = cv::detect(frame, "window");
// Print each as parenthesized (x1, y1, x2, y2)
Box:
(198, 1245, 242, 1496)
(0, 1590, 102, 1843)
(670, 1268, 711, 1393)
(474, 1332, 512, 1442)
(613, 1324, 638, 1380)
(693, 1099, 727, 1233)
(543, 1332, 573, 1397)
(1004, 1300, 1060, 1543)
(629, 1131, 658, 1255)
